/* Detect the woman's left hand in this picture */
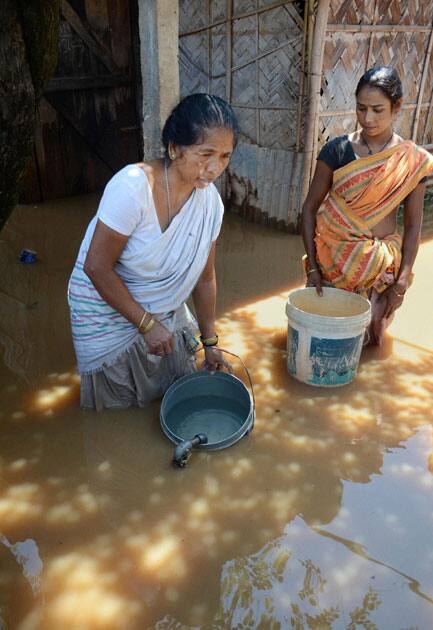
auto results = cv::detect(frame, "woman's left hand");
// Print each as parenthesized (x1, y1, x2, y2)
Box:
(201, 346, 232, 372)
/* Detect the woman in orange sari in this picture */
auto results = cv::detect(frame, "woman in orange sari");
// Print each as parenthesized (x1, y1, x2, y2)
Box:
(302, 66, 433, 345)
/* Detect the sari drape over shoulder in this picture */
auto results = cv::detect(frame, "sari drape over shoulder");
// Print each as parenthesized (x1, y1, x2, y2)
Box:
(315, 141, 433, 293)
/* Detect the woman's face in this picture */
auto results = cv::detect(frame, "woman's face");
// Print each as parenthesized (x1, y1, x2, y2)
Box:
(171, 127, 234, 188)
(356, 86, 400, 137)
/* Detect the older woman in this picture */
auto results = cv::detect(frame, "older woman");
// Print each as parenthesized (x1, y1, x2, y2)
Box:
(302, 66, 433, 345)
(68, 94, 238, 409)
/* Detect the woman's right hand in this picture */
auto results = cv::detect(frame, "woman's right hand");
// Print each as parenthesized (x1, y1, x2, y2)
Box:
(306, 269, 323, 296)
(142, 320, 173, 356)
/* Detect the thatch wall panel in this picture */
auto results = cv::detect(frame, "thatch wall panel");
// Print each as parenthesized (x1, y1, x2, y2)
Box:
(211, 0, 226, 21)
(233, 0, 257, 17)
(367, 32, 430, 102)
(179, 33, 209, 95)
(319, 114, 357, 145)
(377, 1, 431, 26)
(260, 108, 297, 149)
(321, 34, 369, 114)
(233, 106, 258, 143)
(232, 65, 257, 107)
(179, 2, 208, 31)
(329, 1, 376, 24)
(180, 0, 304, 229)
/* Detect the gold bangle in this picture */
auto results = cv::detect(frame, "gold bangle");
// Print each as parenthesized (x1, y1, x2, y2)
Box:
(200, 334, 218, 347)
(137, 311, 148, 330)
(306, 267, 319, 275)
(142, 317, 156, 333)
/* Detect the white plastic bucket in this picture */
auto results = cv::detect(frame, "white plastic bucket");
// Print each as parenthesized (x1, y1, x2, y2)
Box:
(285, 287, 371, 387)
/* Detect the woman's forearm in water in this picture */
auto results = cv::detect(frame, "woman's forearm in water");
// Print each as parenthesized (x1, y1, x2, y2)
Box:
(83, 220, 146, 327)
(301, 161, 333, 266)
(192, 277, 217, 339)
(396, 226, 420, 288)
(192, 242, 218, 339)
(396, 184, 425, 288)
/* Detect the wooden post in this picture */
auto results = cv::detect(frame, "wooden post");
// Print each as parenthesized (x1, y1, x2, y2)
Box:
(138, 0, 179, 159)
(300, 0, 330, 207)
(413, 24, 433, 142)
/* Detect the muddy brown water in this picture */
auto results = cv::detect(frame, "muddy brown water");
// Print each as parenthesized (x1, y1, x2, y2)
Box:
(1, 197, 433, 629)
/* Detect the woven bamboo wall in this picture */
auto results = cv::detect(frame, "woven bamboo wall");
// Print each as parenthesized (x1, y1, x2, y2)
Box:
(179, 0, 306, 231)
(179, 1, 433, 230)
(314, 0, 433, 184)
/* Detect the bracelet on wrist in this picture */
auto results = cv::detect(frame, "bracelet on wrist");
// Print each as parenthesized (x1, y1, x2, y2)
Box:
(200, 334, 219, 347)
(138, 311, 156, 334)
(142, 317, 156, 333)
(306, 267, 319, 275)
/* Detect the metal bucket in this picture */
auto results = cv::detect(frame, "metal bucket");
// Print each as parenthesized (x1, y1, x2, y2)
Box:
(160, 366, 254, 467)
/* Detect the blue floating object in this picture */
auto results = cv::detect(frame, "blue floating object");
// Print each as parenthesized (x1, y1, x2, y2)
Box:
(19, 249, 37, 264)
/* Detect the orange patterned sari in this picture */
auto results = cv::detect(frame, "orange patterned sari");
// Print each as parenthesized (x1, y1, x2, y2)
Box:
(315, 141, 433, 293)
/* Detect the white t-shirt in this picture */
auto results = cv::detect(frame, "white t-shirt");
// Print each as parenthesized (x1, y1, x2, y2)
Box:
(76, 164, 224, 274)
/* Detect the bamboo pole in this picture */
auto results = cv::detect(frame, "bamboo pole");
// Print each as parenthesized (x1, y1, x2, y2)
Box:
(412, 24, 433, 142)
(319, 102, 432, 117)
(255, 0, 260, 146)
(208, 0, 211, 93)
(225, 0, 232, 102)
(287, 0, 310, 222)
(421, 92, 433, 145)
(300, 0, 331, 207)
(295, 0, 309, 151)
(306, 0, 314, 76)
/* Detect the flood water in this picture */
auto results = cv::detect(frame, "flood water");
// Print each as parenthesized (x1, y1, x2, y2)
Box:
(1, 196, 433, 629)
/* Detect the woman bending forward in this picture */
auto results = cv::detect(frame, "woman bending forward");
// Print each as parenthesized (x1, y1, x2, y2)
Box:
(68, 94, 238, 409)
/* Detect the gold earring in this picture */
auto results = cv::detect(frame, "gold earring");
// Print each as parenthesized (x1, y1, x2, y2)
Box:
(169, 150, 176, 160)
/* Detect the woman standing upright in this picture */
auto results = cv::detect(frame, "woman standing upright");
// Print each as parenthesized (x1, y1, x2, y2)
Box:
(68, 94, 238, 409)
(302, 66, 433, 345)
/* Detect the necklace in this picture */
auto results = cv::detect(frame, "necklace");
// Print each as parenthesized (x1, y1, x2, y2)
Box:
(164, 159, 172, 226)
(361, 131, 394, 155)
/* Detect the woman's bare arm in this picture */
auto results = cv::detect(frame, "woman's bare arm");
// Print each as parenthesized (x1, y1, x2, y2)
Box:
(83, 220, 173, 353)
(192, 242, 228, 370)
(301, 160, 333, 293)
(396, 182, 425, 290)
(84, 220, 144, 325)
(377, 182, 425, 324)
(192, 242, 217, 339)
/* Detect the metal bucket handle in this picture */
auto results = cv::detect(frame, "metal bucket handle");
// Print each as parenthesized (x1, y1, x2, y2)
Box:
(172, 347, 255, 468)
(215, 347, 256, 421)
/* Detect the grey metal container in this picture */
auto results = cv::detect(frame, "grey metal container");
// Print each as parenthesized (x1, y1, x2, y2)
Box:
(160, 370, 254, 465)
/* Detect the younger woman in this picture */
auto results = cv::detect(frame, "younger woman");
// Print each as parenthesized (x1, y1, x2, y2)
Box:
(302, 66, 433, 345)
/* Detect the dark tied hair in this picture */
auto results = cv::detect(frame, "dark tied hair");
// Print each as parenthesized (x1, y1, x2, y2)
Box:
(356, 66, 403, 105)
(162, 93, 239, 155)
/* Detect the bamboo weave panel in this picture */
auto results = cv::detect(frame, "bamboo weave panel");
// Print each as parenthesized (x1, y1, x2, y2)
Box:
(179, 0, 303, 152)
(329, 0, 432, 25)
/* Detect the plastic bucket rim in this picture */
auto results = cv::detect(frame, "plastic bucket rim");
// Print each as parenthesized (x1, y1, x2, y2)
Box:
(160, 370, 254, 449)
(286, 286, 370, 321)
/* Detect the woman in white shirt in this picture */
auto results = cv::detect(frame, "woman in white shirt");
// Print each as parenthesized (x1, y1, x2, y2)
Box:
(68, 94, 238, 410)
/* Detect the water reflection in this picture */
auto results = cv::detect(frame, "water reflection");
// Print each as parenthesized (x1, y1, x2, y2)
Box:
(0, 199, 433, 628)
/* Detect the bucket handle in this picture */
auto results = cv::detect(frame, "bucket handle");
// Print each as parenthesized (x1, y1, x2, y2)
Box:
(211, 347, 256, 422)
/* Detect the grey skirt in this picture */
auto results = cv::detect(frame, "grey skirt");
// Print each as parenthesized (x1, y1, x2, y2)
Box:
(80, 326, 197, 411)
